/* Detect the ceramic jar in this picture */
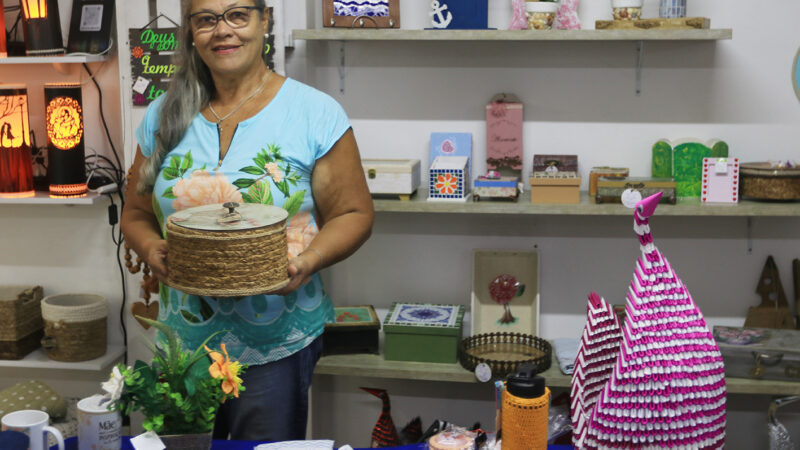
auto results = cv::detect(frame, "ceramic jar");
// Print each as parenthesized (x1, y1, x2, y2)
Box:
(525, 1, 559, 30)
(611, 0, 643, 20)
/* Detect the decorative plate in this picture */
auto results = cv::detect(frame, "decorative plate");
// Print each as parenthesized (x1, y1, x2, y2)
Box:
(458, 332, 552, 378)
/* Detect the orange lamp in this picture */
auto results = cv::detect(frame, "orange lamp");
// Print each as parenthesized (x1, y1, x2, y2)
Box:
(0, 85, 35, 198)
(45, 83, 86, 197)
(20, 0, 65, 55)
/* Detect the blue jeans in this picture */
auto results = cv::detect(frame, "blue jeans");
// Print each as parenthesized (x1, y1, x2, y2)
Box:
(212, 336, 323, 441)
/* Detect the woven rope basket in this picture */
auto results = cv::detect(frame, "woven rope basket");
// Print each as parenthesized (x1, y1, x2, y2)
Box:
(0, 286, 44, 359)
(501, 387, 550, 450)
(166, 203, 290, 297)
(41, 294, 107, 362)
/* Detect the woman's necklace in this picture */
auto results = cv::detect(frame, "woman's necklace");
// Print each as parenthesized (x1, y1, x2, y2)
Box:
(208, 70, 272, 134)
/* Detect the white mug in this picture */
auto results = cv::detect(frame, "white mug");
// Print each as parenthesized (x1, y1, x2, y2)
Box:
(78, 395, 121, 450)
(1, 409, 64, 450)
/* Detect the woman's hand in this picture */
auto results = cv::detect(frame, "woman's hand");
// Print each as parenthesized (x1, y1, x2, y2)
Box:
(143, 238, 169, 283)
(271, 248, 323, 296)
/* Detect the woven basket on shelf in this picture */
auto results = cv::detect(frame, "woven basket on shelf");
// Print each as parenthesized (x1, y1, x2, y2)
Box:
(166, 202, 290, 297)
(41, 294, 107, 362)
(0, 286, 44, 359)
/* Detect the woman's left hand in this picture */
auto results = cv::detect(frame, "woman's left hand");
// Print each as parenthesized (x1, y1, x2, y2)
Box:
(270, 249, 323, 296)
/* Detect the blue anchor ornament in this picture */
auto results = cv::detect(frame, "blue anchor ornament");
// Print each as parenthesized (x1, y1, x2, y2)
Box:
(430, 0, 452, 28)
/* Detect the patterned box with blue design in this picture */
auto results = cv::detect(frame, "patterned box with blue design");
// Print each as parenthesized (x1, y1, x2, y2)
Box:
(383, 302, 465, 363)
(427, 156, 471, 202)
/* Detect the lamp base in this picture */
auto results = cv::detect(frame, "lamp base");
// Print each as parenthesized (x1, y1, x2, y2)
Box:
(49, 183, 88, 197)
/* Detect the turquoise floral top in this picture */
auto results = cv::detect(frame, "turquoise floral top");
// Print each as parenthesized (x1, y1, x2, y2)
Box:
(135, 78, 348, 365)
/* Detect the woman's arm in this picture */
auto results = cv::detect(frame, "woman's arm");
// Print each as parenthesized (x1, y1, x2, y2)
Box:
(273, 128, 374, 294)
(120, 147, 169, 283)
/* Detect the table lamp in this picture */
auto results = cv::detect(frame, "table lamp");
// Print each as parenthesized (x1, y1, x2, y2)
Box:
(0, 84, 35, 198)
(20, 0, 65, 55)
(45, 83, 86, 197)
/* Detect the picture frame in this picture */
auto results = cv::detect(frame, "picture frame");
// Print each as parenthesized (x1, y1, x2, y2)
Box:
(323, 0, 400, 28)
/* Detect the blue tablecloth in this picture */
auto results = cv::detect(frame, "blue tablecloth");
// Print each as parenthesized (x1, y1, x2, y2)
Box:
(58, 437, 574, 449)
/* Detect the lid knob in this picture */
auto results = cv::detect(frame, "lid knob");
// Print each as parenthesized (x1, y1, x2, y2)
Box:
(218, 202, 242, 225)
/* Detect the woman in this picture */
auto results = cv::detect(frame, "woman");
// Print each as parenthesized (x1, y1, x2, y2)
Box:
(120, 0, 374, 441)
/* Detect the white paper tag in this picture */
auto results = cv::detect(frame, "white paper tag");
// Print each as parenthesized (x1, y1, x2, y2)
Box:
(621, 189, 642, 209)
(475, 362, 492, 382)
(132, 76, 150, 94)
(80, 5, 104, 32)
(130, 431, 165, 450)
(715, 158, 728, 174)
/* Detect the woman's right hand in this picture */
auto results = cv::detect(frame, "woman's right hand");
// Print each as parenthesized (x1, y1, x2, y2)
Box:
(143, 239, 169, 283)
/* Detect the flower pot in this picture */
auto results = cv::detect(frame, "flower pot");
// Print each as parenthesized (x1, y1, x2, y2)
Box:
(525, 2, 559, 30)
(159, 432, 212, 450)
(611, 0, 643, 20)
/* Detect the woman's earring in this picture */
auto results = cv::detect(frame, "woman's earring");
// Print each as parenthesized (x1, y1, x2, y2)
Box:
(191, 42, 195, 47)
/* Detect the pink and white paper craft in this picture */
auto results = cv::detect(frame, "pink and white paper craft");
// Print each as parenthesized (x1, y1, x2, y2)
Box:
(578, 192, 727, 449)
(702, 158, 740, 203)
(556, 0, 581, 30)
(571, 292, 622, 449)
(509, 0, 527, 30)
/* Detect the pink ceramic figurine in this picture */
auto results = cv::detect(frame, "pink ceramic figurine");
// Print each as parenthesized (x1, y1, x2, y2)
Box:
(556, 0, 581, 30)
(575, 192, 727, 449)
(509, 0, 527, 30)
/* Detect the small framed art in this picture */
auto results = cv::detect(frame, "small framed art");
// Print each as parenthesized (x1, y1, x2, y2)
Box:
(323, 0, 400, 28)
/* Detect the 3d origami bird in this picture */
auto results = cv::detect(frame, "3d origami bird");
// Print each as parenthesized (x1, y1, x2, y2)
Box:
(572, 192, 727, 449)
(361, 387, 400, 447)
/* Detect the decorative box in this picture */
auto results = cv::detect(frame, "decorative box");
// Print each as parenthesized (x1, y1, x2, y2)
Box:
(362, 159, 421, 201)
(702, 158, 739, 203)
(428, 156, 471, 202)
(0, 286, 44, 360)
(471, 250, 539, 336)
(740, 162, 800, 201)
(486, 94, 523, 179)
(429, 0, 488, 29)
(473, 175, 520, 202)
(383, 302, 465, 363)
(430, 132, 472, 177)
(651, 138, 729, 198)
(529, 172, 581, 204)
(714, 326, 800, 382)
(323, 305, 380, 356)
(533, 154, 578, 174)
(589, 167, 629, 197)
(595, 177, 676, 205)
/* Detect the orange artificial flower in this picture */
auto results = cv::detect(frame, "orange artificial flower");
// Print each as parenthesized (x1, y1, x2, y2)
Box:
(205, 343, 243, 400)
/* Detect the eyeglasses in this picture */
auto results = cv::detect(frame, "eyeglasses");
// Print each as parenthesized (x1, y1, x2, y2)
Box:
(189, 6, 261, 32)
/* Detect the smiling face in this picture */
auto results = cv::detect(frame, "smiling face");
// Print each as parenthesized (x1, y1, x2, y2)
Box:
(188, 0, 268, 79)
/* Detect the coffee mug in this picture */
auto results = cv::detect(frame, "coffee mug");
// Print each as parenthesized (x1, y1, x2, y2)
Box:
(1, 409, 64, 450)
(77, 395, 121, 450)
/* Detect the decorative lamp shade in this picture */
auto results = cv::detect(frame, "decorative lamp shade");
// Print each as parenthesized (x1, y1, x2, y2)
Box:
(45, 83, 86, 197)
(20, 0, 65, 55)
(0, 85, 35, 198)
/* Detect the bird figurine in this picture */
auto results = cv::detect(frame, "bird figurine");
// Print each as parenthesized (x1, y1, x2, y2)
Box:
(400, 416, 423, 444)
(361, 387, 400, 447)
(575, 192, 727, 449)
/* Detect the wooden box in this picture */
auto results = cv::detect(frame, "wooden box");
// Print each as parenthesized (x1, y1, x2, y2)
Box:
(486, 95, 523, 178)
(713, 326, 800, 382)
(323, 305, 380, 356)
(595, 177, 677, 204)
(529, 172, 580, 204)
(383, 302, 464, 363)
(473, 176, 520, 202)
(428, 156, 471, 202)
(589, 167, 629, 197)
(471, 250, 539, 336)
(362, 159, 421, 200)
(0, 286, 44, 360)
(533, 154, 578, 173)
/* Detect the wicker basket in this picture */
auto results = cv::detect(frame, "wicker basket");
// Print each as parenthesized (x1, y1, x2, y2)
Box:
(41, 294, 107, 362)
(0, 286, 44, 359)
(740, 162, 800, 201)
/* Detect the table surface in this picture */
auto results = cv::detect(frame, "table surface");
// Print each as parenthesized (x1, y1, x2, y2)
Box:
(58, 437, 574, 449)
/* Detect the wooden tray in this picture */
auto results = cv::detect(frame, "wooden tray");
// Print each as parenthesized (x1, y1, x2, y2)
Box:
(596, 17, 710, 30)
(458, 332, 551, 378)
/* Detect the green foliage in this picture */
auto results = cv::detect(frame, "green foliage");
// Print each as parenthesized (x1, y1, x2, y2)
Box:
(110, 318, 243, 435)
(651, 141, 673, 178)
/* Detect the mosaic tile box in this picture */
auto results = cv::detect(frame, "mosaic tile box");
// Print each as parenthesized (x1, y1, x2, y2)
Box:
(383, 302, 465, 363)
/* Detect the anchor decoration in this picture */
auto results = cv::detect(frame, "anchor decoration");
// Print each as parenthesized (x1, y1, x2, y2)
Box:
(430, 1, 452, 29)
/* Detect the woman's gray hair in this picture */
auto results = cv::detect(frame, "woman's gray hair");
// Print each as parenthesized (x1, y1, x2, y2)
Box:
(137, 0, 268, 194)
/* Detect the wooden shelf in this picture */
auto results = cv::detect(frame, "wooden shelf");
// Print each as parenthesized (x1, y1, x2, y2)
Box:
(0, 345, 125, 372)
(0, 191, 111, 205)
(293, 28, 732, 42)
(371, 190, 800, 217)
(0, 54, 109, 64)
(315, 352, 800, 396)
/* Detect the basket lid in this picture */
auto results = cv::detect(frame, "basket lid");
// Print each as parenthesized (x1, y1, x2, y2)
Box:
(740, 162, 800, 177)
(167, 202, 288, 231)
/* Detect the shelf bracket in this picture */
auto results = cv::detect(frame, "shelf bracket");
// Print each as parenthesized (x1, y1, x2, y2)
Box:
(746, 216, 754, 255)
(635, 40, 644, 96)
(339, 41, 346, 94)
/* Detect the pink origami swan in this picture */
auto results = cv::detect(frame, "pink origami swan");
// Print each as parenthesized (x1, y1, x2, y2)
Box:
(572, 192, 727, 449)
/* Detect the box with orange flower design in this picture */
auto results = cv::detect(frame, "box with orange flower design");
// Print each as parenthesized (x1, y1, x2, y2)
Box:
(428, 156, 471, 202)
(323, 305, 380, 356)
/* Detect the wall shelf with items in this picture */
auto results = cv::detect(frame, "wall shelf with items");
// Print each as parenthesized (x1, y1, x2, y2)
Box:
(372, 190, 800, 217)
(0, 191, 112, 206)
(0, 344, 125, 372)
(293, 28, 732, 41)
(314, 351, 800, 396)
(0, 55, 109, 65)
